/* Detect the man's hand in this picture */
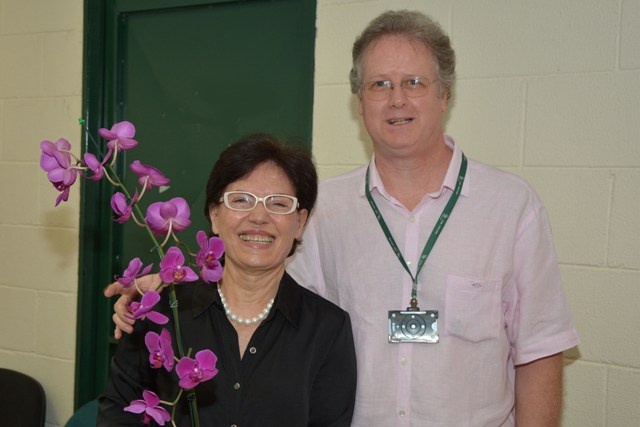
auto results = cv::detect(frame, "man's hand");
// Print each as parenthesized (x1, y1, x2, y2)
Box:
(103, 274, 162, 339)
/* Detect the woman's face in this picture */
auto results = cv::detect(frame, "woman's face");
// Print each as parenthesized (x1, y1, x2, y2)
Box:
(209, 162, 308, 276)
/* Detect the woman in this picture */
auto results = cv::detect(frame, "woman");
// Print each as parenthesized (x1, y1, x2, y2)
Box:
(98, 134, 357, 426)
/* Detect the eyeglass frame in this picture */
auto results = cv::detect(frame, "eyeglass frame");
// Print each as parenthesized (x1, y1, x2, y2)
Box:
(360, 76, 434, 100)
(219, 191, 300, 215)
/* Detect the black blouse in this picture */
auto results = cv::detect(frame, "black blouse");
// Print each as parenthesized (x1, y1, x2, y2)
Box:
(98, 272, 357, 427)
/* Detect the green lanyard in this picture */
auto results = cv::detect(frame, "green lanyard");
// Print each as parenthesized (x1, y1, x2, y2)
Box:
(365, 153, 468, 308)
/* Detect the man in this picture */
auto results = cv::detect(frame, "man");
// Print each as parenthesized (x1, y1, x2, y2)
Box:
(285, 10, 579, 426)
(109, 10, 579, 426)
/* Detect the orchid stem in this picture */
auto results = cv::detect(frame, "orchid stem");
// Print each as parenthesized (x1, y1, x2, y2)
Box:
(79, 118, 199, 427)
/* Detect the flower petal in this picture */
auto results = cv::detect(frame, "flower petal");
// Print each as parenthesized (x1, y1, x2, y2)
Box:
(145, 311, 169, 325)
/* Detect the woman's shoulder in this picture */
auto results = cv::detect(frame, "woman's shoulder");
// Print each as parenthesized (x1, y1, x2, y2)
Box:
(158, 280, 217, 315)
(282, 273, 351, 325)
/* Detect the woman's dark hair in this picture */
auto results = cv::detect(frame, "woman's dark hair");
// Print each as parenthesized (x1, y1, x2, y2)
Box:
(204, 133, 318, 255)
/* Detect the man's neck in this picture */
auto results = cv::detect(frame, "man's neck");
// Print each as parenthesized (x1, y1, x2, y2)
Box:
(374, 139, 453, 211)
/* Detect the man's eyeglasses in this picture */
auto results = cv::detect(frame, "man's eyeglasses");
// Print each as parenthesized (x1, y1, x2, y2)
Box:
(220, 191, 299, 215)
(361, 76, 433, 101)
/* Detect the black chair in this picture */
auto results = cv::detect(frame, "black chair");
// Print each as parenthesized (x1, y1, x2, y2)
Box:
(0, 368, 46, 426)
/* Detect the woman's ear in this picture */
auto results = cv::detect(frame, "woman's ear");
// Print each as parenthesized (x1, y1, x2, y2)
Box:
(295, 209, 309, 240)
(209, 205, 219, 235)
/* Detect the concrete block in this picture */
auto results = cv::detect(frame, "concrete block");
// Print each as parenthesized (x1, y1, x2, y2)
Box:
(562, 266, 640, 368)
(609, 169, 640, 269)
(525, 72, 640, 166)
(3, 97, 82, 162)
(42, 31, 83, 97)
(0, 101, 4, 157)
(561, 360, 607, 427)
(30, 356, 75, 426)
(38, 169, 81, 229)
(317, 164, 362, 181)
(0, 225, 79, 292)
(447, 78, 524, 167)
(0, 34, 42, 98)
(0, 348, 75, 426)
(0, 286, 37, 351)
(453, 0, 618, 78)
(1, 0, 82, 34)
(0, 163, 39, 225)
(518, 169, 611, 266)
(36, 291, 77, 359)
(312, 85, 371, 166)
(620, 0, 640, 70)
(315, 2, 380, 86)
(607, 367, 640, 426)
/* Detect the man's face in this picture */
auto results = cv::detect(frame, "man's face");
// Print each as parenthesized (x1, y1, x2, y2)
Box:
(358, 35, 448, 159)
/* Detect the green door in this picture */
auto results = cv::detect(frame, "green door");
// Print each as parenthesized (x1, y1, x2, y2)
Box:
(77, 0, 315, 407)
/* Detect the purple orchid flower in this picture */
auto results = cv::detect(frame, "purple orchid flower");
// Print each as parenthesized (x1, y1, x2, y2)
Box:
(130, 160, 170, 190)
(83, 151, 111, 181)
(110, 190, 139, 224)
(127, 291, 169, 325)
(159, 247, 199, 284)
(195, 231, 224, 284)
(115, 257, 153, 288)
(40, 138, 80, 206)
(176, 349, 219, 390)
(51, 182, 72, 206)
(124, 390, 171, 426)
(145, 329, 175, 372)
(146, 197, 191, 236)
(99, 121, 138, 152)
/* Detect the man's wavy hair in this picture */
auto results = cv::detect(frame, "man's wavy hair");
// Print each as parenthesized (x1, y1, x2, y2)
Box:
(350, 10, 456, 100)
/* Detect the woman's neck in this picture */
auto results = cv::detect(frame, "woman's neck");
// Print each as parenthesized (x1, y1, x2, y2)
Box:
(219, 265, 282, 309)
(219, 265, 283, 359)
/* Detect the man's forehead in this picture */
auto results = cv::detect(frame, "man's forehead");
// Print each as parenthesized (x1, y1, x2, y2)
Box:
(360, 36, 435, 78)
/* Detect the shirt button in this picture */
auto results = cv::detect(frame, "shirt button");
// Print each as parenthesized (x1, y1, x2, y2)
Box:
(233, 383, 240, 390)
(399, 410, 406, 417)
(249, 347, 257, 354)
(409, 216, 415, 223)
(401, 357, 408, 366)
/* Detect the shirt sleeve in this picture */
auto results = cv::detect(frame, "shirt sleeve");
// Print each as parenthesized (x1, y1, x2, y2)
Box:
(97, 323, 156, 426)
(307, 310, 357, 426)
(508, 204, 580, 365)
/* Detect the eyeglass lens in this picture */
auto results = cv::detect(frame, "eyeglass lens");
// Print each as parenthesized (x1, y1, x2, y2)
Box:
(363, 77, 430, 100)
(224, 192, 297, 214)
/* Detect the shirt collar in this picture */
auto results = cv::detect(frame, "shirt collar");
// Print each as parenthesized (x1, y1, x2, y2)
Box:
(271, 272, 301, 328)
(191, 281, 218, 318)
(194, 272, 301, 328)
(361, 135, 470, 200)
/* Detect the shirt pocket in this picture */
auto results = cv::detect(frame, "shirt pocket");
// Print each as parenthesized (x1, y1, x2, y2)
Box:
(444, 275, 502, 343)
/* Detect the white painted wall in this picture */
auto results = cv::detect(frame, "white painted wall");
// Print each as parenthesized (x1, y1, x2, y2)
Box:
(0, 0, 82, 425)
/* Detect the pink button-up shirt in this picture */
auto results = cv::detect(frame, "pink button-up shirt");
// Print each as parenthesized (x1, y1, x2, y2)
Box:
(287, 136, 579, 426)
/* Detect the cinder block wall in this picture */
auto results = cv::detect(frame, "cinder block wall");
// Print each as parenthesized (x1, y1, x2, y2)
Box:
(0, 0, 83, 426)
(1, 0, 638, 426)
(314, 0, 640, 425)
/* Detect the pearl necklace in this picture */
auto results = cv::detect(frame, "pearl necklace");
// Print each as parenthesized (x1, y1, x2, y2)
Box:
(217, 285, 274, 326)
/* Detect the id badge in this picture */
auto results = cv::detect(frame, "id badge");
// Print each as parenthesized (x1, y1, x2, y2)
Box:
(388, 309, 438, 343)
